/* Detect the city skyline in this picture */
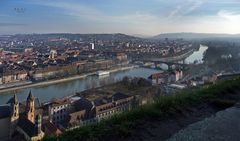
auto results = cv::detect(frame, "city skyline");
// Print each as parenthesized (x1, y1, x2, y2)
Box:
(1, 0, 240, 35)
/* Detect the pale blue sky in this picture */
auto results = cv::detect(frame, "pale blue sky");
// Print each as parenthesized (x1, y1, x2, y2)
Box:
(1, 0, 240, 35)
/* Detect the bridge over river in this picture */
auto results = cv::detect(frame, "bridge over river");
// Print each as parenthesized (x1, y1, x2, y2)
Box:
(139, 44, 208, 68)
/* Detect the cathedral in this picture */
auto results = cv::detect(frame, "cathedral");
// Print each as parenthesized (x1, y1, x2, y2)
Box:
(0, 91, 44, 141)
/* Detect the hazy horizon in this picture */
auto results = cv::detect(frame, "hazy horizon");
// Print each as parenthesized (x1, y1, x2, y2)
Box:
(1, 32, 240, 37)
(1, 0, 240, 35)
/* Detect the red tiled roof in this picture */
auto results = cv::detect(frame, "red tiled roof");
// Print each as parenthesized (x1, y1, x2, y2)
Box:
(44, 121, 62, 135)
(148, 73, 167, 79)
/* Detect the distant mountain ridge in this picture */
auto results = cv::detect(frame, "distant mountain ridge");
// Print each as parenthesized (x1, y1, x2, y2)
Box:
(10, 33, 141, 41)
(5, 33, 240, 40)
(152, 33, 240, 39)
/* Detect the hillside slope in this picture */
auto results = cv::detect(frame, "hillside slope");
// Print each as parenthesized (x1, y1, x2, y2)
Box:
(44, 77, 240, 141)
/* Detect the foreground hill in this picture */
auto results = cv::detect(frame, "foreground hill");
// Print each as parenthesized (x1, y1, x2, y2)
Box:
(169, 104, 240, 141)
(44, 77, 240, 141)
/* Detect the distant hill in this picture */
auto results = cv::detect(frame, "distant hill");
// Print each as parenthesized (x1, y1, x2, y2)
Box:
(152, 33, 240, 39)
(12, 33, 141, 41)
(132, 34, 152, 38)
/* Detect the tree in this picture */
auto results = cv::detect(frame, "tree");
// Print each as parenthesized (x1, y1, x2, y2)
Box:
(122, 76, 131, 86)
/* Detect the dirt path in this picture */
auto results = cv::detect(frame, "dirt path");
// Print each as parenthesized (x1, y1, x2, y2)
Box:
(168, 103, 240, 141)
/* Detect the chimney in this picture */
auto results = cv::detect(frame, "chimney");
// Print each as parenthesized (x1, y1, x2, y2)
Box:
(90, 43, 95, 50)
(112, 96, 115, 103)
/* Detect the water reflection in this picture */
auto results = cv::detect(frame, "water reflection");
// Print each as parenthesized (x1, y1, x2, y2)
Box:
(0, 68, 161, 104)
(159, 63, 169, 70)
(185, 45, 208, 64)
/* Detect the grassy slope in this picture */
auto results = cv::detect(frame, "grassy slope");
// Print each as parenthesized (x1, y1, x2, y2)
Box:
(44, 77, 240, 141)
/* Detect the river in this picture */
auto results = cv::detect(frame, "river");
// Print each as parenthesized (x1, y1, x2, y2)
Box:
(0, 68, 162, 104)
(184, 44, 208, 64)
(159, 44, 208, 70)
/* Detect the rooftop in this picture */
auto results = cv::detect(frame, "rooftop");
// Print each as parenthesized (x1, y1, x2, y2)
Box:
(0, 105, 11, 119)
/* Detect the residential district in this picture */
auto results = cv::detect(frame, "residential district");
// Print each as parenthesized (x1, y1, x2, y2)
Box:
(0, 34, 239, 141)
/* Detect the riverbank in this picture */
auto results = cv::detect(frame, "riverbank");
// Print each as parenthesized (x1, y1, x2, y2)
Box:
(0, 65, 137, 94)
(150, 47, 196, 62)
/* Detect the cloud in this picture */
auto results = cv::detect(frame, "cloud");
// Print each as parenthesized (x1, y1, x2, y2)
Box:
(0, 14, 8, 17)
(167, 0, 204, 19)
(31, 1, 100, 19)
(168, 5, 183, 19)
(218, 10, 240, 21)
(185, 0, 203, 14)
(208, 0, 240, 4)
(0, 23, 26, 26)
(190, 10, 240, 34)
(30, 1, 160, 26)
(25, 0, 165, 34)
(3, 0, 240, 35)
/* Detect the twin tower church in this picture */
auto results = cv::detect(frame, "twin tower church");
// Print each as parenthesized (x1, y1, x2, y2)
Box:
(0, 91, 44, 141)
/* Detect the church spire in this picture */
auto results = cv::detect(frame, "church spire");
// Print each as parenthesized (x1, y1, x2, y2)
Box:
(13, 94, 18, 104)
(10, 94, 19, 138)
(26, 90, 35, 123)
(27, 90, 34, 101)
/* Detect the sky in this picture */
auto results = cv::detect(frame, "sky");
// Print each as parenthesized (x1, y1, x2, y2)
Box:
(1, 0, 240, 35)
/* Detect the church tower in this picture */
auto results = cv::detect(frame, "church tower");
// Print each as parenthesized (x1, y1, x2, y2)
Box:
(34, 114, 45, 140)
(11, 94, 19, 121)
(9, 94, 19, 138)
(26, 90, 35, 123)
(35, 114, 43, 135)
